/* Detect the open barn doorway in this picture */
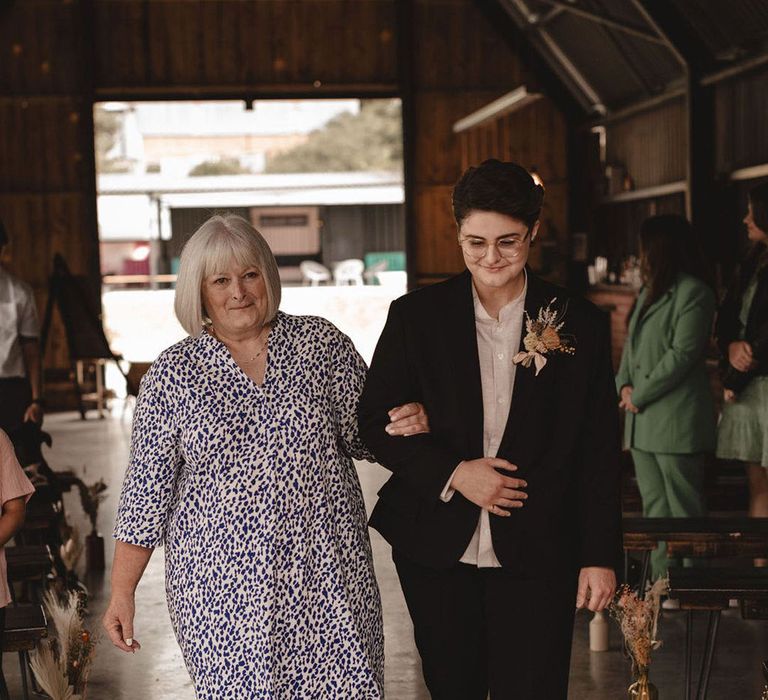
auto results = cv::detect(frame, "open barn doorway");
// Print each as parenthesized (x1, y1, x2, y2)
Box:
(92, 98, 405, 395)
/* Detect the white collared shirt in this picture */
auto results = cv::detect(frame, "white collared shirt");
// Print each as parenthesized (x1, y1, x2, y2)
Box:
(440, 275, 527, 567)
(0, 267, 39, 378)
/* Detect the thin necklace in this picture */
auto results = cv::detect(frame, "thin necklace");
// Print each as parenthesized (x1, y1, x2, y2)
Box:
(210, 325, 269, 363)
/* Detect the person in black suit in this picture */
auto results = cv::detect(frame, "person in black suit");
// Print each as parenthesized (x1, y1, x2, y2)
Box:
(358, 159, 621, 699)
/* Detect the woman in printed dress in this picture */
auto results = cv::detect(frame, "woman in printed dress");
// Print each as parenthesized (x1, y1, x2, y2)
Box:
(102, 214, 428, 699)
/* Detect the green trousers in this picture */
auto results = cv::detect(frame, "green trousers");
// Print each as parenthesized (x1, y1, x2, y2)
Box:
(630, 449, 706, 579)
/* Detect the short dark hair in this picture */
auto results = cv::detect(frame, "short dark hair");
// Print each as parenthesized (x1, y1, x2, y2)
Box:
(749, 182, 768, 233)
(452, 159, 545, 229)
(0, 218, 7, 247)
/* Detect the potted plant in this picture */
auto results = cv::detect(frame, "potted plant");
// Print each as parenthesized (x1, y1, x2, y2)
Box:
(76, 479, 107, 572)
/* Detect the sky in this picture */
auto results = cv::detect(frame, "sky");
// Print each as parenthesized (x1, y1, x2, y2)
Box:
(100, 99, 361, 137)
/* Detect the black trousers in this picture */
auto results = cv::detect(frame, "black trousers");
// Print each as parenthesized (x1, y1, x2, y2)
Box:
(0, 377, 31, 434)
(393, 550, 578, 700)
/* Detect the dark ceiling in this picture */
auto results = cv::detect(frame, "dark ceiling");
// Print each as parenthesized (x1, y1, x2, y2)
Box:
(495, 0, 768, 116)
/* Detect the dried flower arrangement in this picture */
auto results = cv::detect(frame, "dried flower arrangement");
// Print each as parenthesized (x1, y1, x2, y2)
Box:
(762, 661, 768, 700)
(76, 479, 108, 535)
(513, 298, 576, 376)
(59, 525, 83, 574)
(610, 578, 668, 697)
(30, 589, 97, 700)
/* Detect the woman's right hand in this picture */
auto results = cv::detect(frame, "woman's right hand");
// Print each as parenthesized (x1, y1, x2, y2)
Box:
(729, 341, 756, 373)
(103, 592, 141, 653)
(450, 458, 527, 516)
(618, 385, 639, 414)
(385, 402, 430, 436)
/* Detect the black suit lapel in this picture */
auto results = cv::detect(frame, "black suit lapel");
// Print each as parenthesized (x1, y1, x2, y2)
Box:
(442, 271, 485, 458)
(497, 272, 558, 459)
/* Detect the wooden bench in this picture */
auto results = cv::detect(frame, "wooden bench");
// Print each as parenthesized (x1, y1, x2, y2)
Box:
(669, 567, 768, 700)
(622, 517, 768, 591)
(6, 546, 54, 602)
(54, 469, 81, 492)
(1, 603, 48, 700)
(6, 546, 54, 580)
(17, 499, 61, 537)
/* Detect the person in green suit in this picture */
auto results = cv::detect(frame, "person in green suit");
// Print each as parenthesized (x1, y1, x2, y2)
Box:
(616, 215, 716, 579)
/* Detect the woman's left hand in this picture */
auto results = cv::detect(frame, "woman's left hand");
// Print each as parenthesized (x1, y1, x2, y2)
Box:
(385, 402, 430, 436)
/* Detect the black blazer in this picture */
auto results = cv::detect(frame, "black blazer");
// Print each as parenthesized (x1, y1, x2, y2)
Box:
(358, 270, 622, 576)
(716, 244, 768, 390)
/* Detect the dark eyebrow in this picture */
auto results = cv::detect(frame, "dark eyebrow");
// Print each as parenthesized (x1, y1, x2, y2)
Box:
(462, 232, 526, 241)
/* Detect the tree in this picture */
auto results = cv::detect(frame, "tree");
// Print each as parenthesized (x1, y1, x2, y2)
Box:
(94, 106, 130, 174)
(265, 99, 403, 173)
(189, 157, 252, 176)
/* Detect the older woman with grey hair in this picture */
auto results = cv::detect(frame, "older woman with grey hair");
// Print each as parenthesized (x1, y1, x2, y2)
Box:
(102, 214, 427, 699)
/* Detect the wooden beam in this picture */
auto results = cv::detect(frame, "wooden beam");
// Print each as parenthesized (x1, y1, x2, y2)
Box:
(452, 87, 542, 133)
(701, 52, 768, 86)
(730, 163, 768, 182)
(600, 180, 687, 204)
(535, 0, 668, 45)
(396, 0, 416, 291)
(486, 0, 600, 117)
(585, 87, 686, 129)
(631, 0, 718, 73)
(79, 0, 102, 312)
(95, 83, 400, 101)
(626, 0, 687, 68)
(530, 6, 564, 27)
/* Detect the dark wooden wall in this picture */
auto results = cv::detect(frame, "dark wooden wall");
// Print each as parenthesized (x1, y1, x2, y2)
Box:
(590, 64, 768, 273)
(92, 0, 398, 95)
(714, 68, 768, 174)
(0, 0, 401, 378)
(0, 0, 99, 370)
(3, 0, 557, 383)
(605, 98, 687, 190)
(408, 0, 540, 286)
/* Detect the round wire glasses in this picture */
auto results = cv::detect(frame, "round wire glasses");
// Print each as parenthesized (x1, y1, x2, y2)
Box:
(458, 231, 531, 261)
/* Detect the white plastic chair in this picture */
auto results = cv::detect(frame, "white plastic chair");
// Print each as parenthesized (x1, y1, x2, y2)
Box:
(363, 260, 388, 285)
(333, 259, 365, 286)
(299, 260, 332, 286)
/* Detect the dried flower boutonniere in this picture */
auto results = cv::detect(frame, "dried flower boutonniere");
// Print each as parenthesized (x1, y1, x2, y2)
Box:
(513, 298, 575, 376)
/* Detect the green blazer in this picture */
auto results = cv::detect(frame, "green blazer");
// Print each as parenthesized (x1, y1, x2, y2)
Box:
(615, 273, 716, 454)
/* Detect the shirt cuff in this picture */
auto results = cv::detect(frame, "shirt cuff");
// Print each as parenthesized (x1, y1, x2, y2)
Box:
(439, 462, 465, 502)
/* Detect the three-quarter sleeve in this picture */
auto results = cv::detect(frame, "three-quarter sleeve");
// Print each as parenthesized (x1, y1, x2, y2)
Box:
(0, 430, 35, 506)
(329, 329, 374, 462)
(113, 358, 183, 548)
(17, 281, 40, 339)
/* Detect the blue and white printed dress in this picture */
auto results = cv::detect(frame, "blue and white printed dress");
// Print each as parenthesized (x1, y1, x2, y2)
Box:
(114, 312, 384, 699)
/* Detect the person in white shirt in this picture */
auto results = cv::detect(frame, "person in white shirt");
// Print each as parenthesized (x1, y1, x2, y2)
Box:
(359, 160, 621, 699)
(0, 220, 44, 433)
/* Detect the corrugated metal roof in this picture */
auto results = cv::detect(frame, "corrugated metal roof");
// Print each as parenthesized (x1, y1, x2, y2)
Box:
(497, 0, 768, 117)
(671, 0, 768, 60)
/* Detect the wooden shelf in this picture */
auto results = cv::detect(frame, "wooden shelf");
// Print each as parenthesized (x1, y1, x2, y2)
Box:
(600, 180, 687, 203)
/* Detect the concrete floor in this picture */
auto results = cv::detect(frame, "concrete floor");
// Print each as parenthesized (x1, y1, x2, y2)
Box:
(4, 408, 767, 699)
